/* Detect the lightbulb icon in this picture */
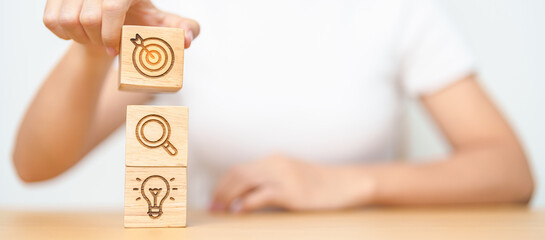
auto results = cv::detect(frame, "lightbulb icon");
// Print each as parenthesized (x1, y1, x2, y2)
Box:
(134, 175, 178, 219)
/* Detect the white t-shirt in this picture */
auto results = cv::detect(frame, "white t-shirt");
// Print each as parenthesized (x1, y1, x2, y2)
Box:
(154, 0, 475, 207)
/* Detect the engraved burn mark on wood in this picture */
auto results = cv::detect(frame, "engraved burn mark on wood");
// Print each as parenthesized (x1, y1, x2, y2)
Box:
(134, 114, 178, 156)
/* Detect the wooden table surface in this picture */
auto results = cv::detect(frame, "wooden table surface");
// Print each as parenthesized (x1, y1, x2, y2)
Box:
(2, 206, 545, 240)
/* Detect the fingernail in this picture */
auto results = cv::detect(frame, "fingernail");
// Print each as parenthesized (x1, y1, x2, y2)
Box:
(209, 202, 224, 212)
(230, 200, 242, 213)
(185, 30, 194, 48)
(105, 47, 117, 57)
(188, 30, 194, 42)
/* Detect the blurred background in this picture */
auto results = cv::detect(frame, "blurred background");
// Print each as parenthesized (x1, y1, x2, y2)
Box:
(1, 0, 544, 209)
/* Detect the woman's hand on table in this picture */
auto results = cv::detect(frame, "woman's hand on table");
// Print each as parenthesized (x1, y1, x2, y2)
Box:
(210, 155, 377, 213)
(43, 0, 200, 55)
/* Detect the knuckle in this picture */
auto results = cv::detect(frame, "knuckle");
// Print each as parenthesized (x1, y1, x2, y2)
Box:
(284, 198, 301, 210)
(80, 11, 101, 27)
(243, 177, 258, 187)
(42, 15, 58, 29)
(243, 201, 258, 211)
(102, 1, 125, 12)
(258, 191, 273, 204)
(58, 13, 80, 28)
(231, 166, 246, 178)
(278, 157, 294, 168)
(232, 169, 255, 184)
(268, 154, 285, 162)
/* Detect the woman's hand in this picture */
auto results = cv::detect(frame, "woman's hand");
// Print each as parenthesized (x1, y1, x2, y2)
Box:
(43, 0, 200, 55)
(210, 155, 377, 213)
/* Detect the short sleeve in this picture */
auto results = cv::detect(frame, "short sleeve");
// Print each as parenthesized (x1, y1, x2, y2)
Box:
(397, 0, 476, 96)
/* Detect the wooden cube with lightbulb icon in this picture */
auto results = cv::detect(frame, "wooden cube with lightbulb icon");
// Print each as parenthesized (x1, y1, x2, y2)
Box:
(125, 105, 188, 167)
(119, 25, 184, 92)
(124, 167, 187, 227)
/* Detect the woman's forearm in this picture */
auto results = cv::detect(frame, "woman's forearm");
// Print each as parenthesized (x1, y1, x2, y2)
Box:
(342, 143, 533, 206)
(13, 43, 114, 182)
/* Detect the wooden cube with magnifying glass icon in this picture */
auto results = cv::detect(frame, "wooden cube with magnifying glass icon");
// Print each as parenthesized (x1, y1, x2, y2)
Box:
(119, 25, 185, 92)
(125, 105, 188, 167)
(124, 166, 187, 228)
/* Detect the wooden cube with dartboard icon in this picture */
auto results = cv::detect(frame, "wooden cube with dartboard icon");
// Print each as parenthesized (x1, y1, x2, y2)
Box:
(119, 25, 184, 92)
(125, 105, 188, 167)
(124, 167, 187, 227)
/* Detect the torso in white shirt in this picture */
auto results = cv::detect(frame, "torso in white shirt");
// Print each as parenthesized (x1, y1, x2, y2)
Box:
(152, 0, 474, 207)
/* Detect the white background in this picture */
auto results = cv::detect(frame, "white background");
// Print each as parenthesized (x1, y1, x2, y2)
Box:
(1, 0, 544, 209)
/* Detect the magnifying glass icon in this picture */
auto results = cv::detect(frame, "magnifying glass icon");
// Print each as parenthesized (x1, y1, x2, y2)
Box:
(135, 114, 178, 156)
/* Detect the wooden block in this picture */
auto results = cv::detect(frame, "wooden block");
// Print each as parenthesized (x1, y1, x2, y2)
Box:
(119, 25, 184, 92)
(125, 167, 187, 228)
(126, 105, 188, 167)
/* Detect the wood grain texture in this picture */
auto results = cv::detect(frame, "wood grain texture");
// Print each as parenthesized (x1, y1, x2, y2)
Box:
(124, 167, 187, 228)
(126, 105, 188, 167)
(119, 25, 184, 92)
(3, 207, 545, 240)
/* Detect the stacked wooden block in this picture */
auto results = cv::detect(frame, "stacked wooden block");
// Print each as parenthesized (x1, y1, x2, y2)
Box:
(120, 26, 188, 228)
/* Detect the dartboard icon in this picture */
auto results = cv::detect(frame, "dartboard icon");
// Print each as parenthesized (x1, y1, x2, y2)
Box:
(130, 34, 175, 78)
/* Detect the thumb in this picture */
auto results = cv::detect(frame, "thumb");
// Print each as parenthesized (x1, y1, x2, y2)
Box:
(160, 13, 200, 49)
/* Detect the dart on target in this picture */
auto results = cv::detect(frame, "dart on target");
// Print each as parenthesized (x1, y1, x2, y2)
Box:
(131, 34, 175, 78)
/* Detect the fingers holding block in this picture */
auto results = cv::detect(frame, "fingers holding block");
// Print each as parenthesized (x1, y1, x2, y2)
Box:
(124, 167, 187, 228)
(119, 25, 185, 92)
(126, 105, 188, 167)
